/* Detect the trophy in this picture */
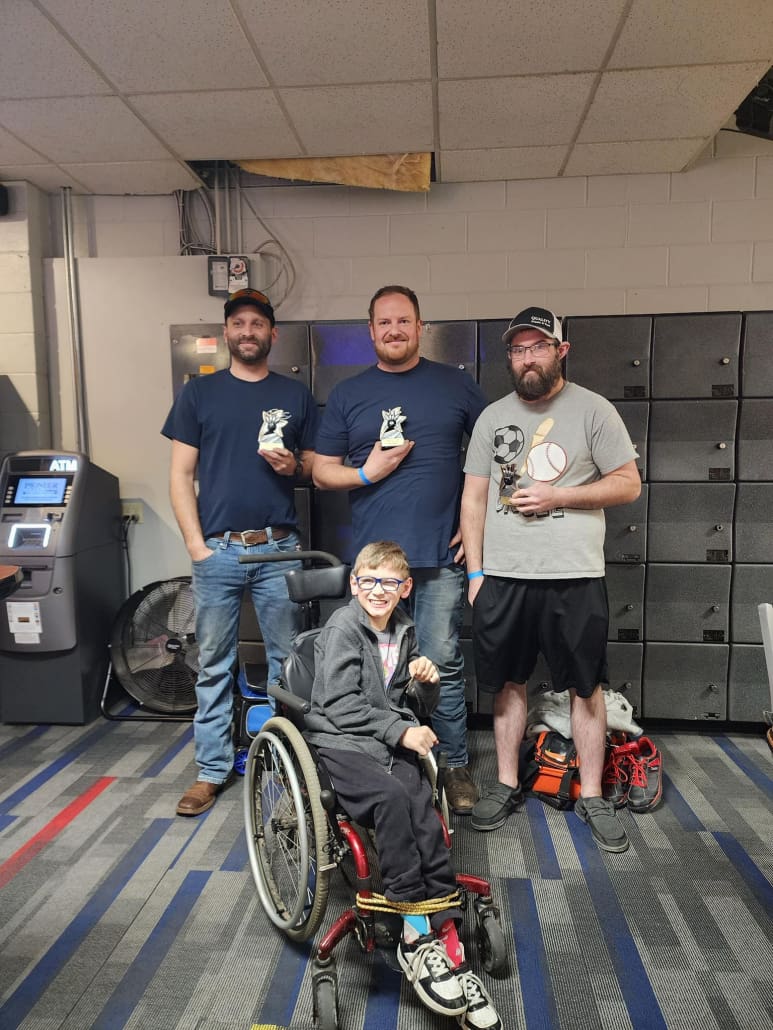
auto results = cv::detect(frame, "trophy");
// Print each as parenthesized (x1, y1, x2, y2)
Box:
(258, 408, 290, 450)
(380, 406, 406, 449)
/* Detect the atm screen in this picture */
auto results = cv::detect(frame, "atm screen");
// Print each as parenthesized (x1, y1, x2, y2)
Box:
(14, 476, 67, 505)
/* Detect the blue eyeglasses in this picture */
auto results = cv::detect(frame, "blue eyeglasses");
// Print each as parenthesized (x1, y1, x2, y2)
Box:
(354, 576, 405, 593)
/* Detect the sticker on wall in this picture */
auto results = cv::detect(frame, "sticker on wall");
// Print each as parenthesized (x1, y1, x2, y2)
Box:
(6, 600, 42, 644)
(196, 337, 218, 353)
(198, 365, 216, 375)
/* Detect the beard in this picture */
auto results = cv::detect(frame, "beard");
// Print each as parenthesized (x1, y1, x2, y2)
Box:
(226, 331, 272, 364)
(508, 353, 563, 400)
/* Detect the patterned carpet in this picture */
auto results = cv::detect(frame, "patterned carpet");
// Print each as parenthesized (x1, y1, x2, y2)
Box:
(0, 717, 771, 1030)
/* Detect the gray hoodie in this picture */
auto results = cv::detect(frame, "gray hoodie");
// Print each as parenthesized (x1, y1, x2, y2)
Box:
(303, 597, 439, 768)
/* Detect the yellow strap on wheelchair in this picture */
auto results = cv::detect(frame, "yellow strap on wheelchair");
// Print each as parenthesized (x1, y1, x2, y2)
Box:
(355, 891, 460, 915)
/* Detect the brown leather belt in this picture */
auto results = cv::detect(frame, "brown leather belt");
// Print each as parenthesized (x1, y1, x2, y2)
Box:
(212, 526, 291, 546)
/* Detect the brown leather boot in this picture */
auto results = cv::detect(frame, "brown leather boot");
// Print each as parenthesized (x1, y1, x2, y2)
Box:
(443, 766, 479, 816)
(176, 779, 228, 816)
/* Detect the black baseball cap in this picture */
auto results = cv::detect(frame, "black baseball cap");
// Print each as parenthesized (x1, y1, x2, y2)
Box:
(224, 288, 275, 325)
(502, 306, 563, 346)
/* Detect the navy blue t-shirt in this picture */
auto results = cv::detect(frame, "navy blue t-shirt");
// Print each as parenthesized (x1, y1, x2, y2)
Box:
(161, 369, 318, 537)
(316, 359, 487, 566)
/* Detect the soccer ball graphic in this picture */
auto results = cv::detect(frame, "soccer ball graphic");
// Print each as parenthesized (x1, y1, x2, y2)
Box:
(493, 425, 524, 464)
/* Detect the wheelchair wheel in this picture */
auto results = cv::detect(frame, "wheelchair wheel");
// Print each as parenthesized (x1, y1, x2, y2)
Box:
(475, 903, 508, 976)
(244, 716, 331, 940)
(421, 752, 451, 829)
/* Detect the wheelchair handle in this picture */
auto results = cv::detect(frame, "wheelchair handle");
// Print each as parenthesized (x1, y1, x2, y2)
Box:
(238, 549, 343, 567)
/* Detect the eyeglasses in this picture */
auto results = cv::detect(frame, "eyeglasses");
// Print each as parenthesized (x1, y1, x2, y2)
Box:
(354, 576, 405, 593)
(507, 340, 558, 360)
(227, 288, 271, 306)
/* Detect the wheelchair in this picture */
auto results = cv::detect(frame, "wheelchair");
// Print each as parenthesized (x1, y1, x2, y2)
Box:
(238, 550, 508, 1030)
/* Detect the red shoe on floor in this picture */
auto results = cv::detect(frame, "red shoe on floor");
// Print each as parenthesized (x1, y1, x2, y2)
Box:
(627, 736, 663, 812)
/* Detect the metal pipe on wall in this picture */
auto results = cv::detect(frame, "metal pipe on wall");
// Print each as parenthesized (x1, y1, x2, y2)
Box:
(61, 186, 89, 456)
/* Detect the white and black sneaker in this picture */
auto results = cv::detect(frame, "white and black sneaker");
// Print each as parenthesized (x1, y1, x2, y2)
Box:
(456, 970, 502, 1030)
(397, 934, 467, 1017)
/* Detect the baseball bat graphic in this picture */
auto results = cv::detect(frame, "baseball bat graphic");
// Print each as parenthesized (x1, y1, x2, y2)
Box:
(518, 417, 555, 478)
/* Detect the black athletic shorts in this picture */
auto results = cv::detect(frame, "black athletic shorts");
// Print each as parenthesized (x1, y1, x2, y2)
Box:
(472, 576, 609, 698)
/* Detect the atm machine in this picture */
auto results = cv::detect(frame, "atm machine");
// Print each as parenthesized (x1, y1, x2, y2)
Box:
(0, 451, 124, 724)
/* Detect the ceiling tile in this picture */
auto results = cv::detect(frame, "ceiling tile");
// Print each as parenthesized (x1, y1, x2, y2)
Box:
(0, 97, 170, 163)
(236, 0, 429, 85)
(0, 2, 110, 99)
(566, 139, 705, 177)
(579, 65, 771, 143)
(38, 0, 267, 92)
(280, 84, 434, 155)
(58, 161, 201, 194)
(439, 75, 595, 149)
(436, 0, 628, 77)
(440, 146, 567, 182)
(0, 125, 46, 165)
(611, 0, 773, 68)
(131, 91, 301, 160)
(0, 164, 90, 193)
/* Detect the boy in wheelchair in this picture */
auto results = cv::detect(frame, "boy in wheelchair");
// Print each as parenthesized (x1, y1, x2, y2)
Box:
(304, 541, 502, 1030)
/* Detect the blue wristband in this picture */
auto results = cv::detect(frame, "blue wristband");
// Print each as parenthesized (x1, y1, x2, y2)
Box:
(467, 570, 484, 580)
(358, 466, 373, 486)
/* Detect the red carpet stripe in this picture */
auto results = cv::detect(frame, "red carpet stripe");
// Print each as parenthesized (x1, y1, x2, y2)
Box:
(0, 776, 115, 889)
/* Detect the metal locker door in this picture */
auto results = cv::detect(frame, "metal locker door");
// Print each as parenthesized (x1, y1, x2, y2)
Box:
(651, 313, 740, 399)
(727, 644, 769, 721)
(311, 488, 353, 563)
(564, 315, 651, 399)
(737, 399, 773, 481)
(648, 400, 737, 481)
(479, 320, 512, 402)
(420, 321, 477, 379)
(606, 641, 643, 717)
(735, 484, 773, 563)
(740, 311, 773, 397)
(647, 483, 735, 563)
(730, 564, 773, 643)
(605, 485, 648, 565)
(613, 400, 648, 480)
(268, 323, 312, 387)
(310, 322, 372, 405)
(644, 564, 731, 643)
(606, 564, 644, 643)
(643, 642, 728, 720)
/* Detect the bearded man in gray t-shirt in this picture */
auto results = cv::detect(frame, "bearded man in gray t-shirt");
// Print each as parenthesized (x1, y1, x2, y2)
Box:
(460, 307, 641, 853)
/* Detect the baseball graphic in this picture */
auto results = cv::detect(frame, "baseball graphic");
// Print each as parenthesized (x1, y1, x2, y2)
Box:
(526, 441, 567, 482)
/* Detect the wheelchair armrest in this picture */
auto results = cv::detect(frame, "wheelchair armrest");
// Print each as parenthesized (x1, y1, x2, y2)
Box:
(268, 681, 310, 715)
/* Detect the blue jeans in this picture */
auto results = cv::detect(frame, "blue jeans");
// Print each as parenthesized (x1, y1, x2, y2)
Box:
(401, 564, 468, 767)
(191, 531, 302, 784)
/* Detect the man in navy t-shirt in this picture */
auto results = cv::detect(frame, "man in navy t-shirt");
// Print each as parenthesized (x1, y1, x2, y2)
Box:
(313, 285, 487, 815)
(162, 288, 318, 817)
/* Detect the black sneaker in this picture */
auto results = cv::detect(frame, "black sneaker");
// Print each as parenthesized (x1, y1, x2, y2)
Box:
(470, 782, 523, 832)
(602, 739, 639, 809)
(397, 935, 467, 1017)
(575, 795, 629, 853)
(627, 736, 663, 812)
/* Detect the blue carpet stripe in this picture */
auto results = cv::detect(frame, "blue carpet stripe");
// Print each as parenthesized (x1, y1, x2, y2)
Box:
(713, 736, 773, 797)
(0, 818, 172, 1028)
(221, 826, 249, 871)
(0, 814, 16, 832)
(364, 957, 402, 1028)
(256, 937, 311, 1026)
(571, 825, 668, 1030)
(525, 799, 563, 879)
(0, 720, 117, 813)
(0, 724, 49, 761)
(713, 831, 773, 915)
(660, 772, 706, 831)
(90, 869, 211, 1030)
(507, 878, 559, 1030)
(142, 725, 195, 778)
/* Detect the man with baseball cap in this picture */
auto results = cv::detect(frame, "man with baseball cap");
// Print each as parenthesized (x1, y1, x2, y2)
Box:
(162, 288, 318, 816)
(460, 307, 641, 851)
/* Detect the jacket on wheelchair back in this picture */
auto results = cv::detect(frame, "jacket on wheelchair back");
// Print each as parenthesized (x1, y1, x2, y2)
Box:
(303, 597, 440, 769)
